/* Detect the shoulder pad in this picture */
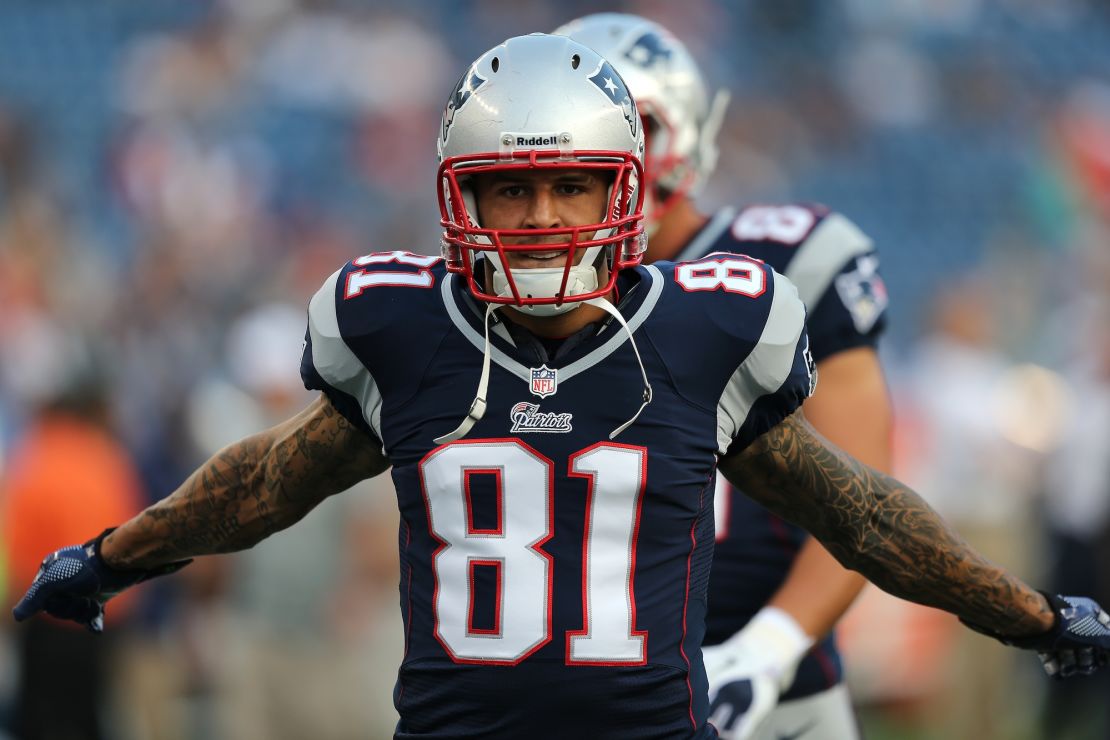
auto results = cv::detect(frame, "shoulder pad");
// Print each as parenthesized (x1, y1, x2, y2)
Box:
(783, 213, 874, 309)
(660, 254, 807, 362)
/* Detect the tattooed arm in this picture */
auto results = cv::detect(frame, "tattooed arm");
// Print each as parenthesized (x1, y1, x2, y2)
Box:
(718, 409, 1054, 637)
(101, 394, 389, 570)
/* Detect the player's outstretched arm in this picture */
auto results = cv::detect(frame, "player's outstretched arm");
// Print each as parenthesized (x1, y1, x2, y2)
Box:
(771, 346, 892, 638)
(12, 394, 388, 631)
(705, 352, 891, 740)
(721, 409, 1110, 677)
(103, 394, 388, 568)
(707, 350, 892, 739)
(719, 409, 1052, 634)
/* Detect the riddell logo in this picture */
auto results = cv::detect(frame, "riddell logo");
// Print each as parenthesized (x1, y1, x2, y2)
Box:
(516, 135, 558, 147)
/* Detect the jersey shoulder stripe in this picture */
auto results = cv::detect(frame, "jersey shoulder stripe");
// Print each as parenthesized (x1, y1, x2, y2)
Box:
(715, 270, 810, 454)
(784, 212, 874, 309)
(304, 266, 386, 440)
(302, 253, 447, 441)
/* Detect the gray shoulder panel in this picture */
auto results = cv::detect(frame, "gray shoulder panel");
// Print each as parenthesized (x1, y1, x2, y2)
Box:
(308, 268, 384, 440)
(784, 213, 873, 310)
(715, 271, 807, 454)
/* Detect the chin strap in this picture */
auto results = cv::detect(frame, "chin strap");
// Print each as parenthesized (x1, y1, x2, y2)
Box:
(585, 297, 653, 440)
(434, 302, 499, 445)
(434, 297, 654, 445)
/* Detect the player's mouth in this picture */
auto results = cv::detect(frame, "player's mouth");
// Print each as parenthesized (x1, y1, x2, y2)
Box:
(526, 249, 564, 261)
(507, 249, 569, 268)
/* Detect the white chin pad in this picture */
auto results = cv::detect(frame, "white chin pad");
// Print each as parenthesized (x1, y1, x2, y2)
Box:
(487, 244, 605, 316)
(493, 264, 598, 316)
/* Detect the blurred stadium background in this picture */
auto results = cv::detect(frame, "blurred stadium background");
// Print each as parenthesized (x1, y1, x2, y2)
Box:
(1, 1, 1109, 739)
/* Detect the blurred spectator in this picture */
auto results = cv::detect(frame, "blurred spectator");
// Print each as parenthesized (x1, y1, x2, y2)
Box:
(113, 17, 271, 260)
(1034, 164, 1110, 738)
(1039, 317, 1110, 740)
(1, 376, 145, 740)
(897, 275, 1046, 739)
(153, 303, 403, 740)
(838, 36, 941, 129)
(256, 9, 452, 114)
(1055, 81, 1110, 219)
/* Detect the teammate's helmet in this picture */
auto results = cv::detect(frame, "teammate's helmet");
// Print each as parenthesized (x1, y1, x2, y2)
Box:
(553, 14, 729, 233)
(436, 33, 646, 316)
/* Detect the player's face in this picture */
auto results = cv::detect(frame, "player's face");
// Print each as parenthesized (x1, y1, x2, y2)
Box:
(471, 169, 610, 269)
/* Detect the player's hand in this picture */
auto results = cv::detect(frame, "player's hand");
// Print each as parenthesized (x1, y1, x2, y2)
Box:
(704, 607, 814, 740)
(963, 593, 1110, 678)
(12, 529, 190, 633)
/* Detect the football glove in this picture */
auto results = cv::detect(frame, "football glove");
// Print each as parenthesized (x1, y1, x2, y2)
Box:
(12, 528, 190, 633)
(962, 593, 1110, 678)
(704, 607, 815, 740)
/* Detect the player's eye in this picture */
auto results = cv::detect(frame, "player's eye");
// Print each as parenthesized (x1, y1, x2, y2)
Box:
(555, 182, 589, 195)
(499, 185, 527, 198)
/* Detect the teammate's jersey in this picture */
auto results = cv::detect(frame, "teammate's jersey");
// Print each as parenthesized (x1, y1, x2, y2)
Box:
(676, 204, 888, 701)
(300, 251, 814, 739)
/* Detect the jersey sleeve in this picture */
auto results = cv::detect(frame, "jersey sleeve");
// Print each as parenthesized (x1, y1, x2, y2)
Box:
(299, 265, 385, 442)
(783, 213, 888, 363)
(716, 270, 816, 456)
(805, 251, 887, 362)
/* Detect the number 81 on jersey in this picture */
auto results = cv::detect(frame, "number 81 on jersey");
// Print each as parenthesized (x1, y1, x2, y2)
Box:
(420, 439, 648, 666)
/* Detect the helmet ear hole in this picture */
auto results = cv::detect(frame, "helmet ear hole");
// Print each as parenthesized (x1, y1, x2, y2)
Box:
(571, 54, 580, 69)
(491, 56, 500, 73)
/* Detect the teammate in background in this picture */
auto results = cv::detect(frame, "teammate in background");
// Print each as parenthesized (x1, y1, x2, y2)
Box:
(11, 33, 1110, 740)
(557, 14, 888, 739)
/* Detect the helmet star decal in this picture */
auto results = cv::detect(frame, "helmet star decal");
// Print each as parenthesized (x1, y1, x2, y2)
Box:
(441, 69, 487, 142)
(589, 61, 639, 137)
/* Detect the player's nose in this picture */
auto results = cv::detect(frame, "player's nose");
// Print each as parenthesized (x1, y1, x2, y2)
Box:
(522, 189, 562, 230)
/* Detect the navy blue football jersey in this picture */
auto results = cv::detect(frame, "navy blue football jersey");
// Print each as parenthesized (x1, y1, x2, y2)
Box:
(675, 204, 887, 701)
(300, 250, 814, 739)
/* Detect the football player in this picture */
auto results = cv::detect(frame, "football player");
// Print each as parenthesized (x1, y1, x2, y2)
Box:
(13, 33, 1110, 740)
(555, 14, 887, 739)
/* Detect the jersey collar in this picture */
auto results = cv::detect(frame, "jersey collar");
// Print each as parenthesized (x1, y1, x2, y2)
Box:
(442, 264, 665, 385)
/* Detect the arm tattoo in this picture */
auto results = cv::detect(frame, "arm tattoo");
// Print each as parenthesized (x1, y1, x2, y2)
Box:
(107, 396, 388, 568)
(720, 412, 1052, 636)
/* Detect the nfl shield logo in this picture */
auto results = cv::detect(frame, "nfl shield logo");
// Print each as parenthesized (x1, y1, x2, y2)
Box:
(530, 365, 558, 398)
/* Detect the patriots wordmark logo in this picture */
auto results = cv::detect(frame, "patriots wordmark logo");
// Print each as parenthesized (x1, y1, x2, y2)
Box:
(441, 68, 487, 141)
(530, 364, 558, 398)
(510, 403, 573, 434)
(588, 61, 639, 138)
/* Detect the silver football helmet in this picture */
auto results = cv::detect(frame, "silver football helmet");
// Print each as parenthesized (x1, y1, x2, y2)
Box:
(436, 33, 647, 316)
(554, 14, 729, 232)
